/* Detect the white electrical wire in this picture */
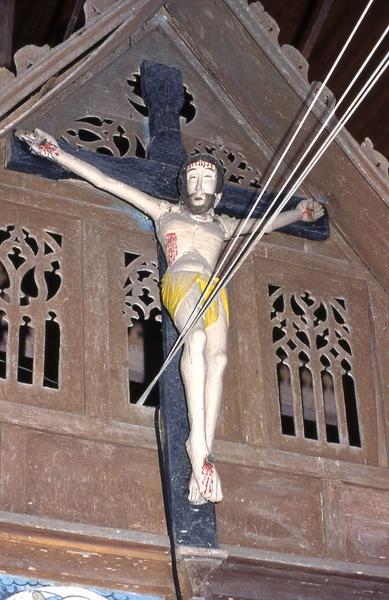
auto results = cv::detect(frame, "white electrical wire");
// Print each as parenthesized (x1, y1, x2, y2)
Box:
(159, 22, 388, 376)
(217, 51, 389, 297)
(160, 0, 378, 370)
(203, 0, 376, 285)
(137, 20, 387, 405)
(138, 51, 387, 406)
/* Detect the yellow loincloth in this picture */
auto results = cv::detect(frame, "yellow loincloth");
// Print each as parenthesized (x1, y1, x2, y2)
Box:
(161, 271, 229, 329)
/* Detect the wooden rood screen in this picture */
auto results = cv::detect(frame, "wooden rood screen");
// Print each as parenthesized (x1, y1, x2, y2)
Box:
(0, 49, 382, 512)
(0, 177, 378, 469)
(0, 188, 164, 423)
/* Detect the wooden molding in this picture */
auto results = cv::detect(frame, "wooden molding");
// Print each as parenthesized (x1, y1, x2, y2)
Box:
(176, 546, 228, 600)
(0, 514, 174, 598)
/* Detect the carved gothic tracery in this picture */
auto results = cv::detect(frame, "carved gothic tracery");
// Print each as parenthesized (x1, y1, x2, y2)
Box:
(63, 115, 147, 159)
(0, 225, 62, 389)
(60, 72, 197, 161)
(191, 141, 262, 188)
(122, 250, 162, 407)
(123, 251, 161, 326)
(58, 70, 264, 191)
(268, 284, 361, 447)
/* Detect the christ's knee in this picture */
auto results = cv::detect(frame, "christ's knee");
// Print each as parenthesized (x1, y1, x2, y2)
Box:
(182, 328, 207, 368)
(207, 349, 228, 376)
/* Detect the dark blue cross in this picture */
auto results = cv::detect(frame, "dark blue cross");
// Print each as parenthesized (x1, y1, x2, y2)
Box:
(8, 60, 329, 550)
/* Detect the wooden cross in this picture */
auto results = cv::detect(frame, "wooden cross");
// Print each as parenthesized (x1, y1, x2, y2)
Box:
(8, 60, 330, 550)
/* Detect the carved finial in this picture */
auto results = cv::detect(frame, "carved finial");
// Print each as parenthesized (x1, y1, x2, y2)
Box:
(13, 44, 51, 75)
(360, 137, 388, 178)
(247, 1, 280, 44)
(282, 44, 309, 82)
(0, 45, 52, 91)
(83, 0, 116, 23)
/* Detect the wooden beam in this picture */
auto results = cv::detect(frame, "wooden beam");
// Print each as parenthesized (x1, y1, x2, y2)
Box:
(299, 0, 335, 60)
(0, 0, 165, 121)
(0, 0, 15, 69)
(62, 0, 85, 41)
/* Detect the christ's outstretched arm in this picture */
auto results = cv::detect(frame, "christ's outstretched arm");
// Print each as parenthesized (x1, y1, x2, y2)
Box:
(15, 129, 163, 221)
(222, 198, 324, 238)
(266, 198, 325, 230)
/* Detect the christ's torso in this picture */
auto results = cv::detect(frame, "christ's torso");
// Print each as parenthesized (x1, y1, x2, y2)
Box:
(156, 204, 227, 276)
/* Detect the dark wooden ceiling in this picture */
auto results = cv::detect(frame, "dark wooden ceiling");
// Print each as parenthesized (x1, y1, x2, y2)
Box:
(257, 0, 388, 159)
(1, 0, 388, 158)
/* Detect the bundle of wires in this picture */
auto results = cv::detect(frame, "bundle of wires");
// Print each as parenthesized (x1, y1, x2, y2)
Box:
(137, 0, 387, 405)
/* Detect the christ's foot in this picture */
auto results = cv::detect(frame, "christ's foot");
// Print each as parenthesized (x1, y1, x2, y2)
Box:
(186, 439, 223, 504)
(188, 473, 208, 505)
(200, 456, 223, 503)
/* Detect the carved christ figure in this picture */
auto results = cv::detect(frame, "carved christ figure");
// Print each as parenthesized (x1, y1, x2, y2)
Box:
(16, 129, 324, 505)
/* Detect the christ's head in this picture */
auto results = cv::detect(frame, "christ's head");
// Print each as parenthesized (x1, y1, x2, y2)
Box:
(178, 153, 224, 215)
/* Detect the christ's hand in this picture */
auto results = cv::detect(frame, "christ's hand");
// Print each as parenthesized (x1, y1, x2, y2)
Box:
(16, 128, 60, 161)
(297, 198, 325, 222)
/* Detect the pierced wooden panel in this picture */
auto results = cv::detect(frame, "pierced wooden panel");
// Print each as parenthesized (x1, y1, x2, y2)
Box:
(268, 286, 360, 448)
(105, 226, 163, 422)
(0, 201, 83, 412)
(21, 30, 276, 187)
(249, 256, 378, 465)
(190, 139, 263, 189)
(123, 250, 161, 326)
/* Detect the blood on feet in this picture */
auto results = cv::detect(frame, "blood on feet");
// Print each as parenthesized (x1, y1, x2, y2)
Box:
(201, 456, 215, 496)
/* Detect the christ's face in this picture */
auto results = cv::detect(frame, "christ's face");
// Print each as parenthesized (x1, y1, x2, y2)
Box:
(185, 161, 218, 215)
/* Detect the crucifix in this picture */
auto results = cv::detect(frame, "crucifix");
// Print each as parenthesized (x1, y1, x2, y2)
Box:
(10, 60, 329, 549)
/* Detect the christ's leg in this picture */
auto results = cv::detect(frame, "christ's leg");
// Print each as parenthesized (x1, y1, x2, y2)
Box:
(185, 301, 228, 504)
(174, 287, 222, 504)
(204, 303, 228, 457)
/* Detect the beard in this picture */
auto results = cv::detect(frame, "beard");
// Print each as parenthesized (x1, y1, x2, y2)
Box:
(184, 192, 216, 215)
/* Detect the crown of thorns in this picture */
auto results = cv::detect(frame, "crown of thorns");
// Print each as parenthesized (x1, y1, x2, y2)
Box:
(177, 153, 224, 203)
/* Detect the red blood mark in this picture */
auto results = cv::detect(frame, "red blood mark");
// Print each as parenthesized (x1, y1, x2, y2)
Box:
(166, 232, 177, 265)
(201, 457, 214, 496)
(38, 140, 59, 157)
(187, 160, 216, 171)
(303, 206, 315, 220)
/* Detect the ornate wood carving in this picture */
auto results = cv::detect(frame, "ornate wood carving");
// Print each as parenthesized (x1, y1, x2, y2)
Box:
(0, 201, 83, 412)
(250, 255, 378, 465)
(123, 251, 161, 325)
(269, 284, 360, 447)
(360, 137, 388, 179)
(0, 1, 387, 590)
